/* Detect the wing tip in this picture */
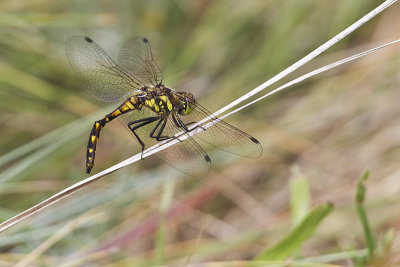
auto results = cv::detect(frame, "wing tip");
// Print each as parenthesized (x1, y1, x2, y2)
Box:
(250, 137, 263, 158)
(142, 37, 149, 43)
(250, 136, 260, 144)
(84, 36, 94, 43)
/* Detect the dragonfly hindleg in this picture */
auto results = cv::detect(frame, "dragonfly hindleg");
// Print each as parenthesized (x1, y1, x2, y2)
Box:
(128, 116, 159, 158)
(149, 117, 169, 141)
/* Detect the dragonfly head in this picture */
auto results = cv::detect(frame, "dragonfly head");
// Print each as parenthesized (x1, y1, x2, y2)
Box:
(176, 92, 196, 115)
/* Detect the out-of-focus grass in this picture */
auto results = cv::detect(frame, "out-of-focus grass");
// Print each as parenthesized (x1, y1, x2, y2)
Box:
(1, 0, 400, 266)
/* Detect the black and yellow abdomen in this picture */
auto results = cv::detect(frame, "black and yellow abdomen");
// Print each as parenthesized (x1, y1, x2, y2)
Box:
(86, 96, 142, 173)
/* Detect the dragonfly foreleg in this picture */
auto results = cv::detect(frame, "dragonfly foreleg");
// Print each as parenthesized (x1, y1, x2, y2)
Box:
(185, 121, 206, 131)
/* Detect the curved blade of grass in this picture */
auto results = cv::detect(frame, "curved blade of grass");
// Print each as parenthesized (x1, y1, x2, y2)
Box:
(256, 203, 334, 261)
(0, 118, 81, 168)
(154, 178, 175, 265)
(15, 211, 106, 267)
(290, 167, 311, 227)
(289, 167, 311, 258)
(300, 249, 368, 263)
(355, 170, 376, 258)
(1, 141, 69, 183)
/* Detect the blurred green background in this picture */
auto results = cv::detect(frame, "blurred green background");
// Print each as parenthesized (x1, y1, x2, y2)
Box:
(1, 0, 400, 266)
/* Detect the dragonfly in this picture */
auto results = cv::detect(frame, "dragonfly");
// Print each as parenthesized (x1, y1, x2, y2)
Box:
(66, 36, 262, 177)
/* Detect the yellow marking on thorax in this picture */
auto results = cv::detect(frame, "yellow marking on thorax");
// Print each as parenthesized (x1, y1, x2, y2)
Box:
(145, 100, 153, 107)
(144, 97, 166, 113)
(166, 101, 172, 111)
(158, 96, 173, 111)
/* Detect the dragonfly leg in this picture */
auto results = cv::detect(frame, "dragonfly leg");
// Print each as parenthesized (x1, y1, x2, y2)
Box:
(148, 117, 184, 142)
(185, 121, 206, 131)
(149, 117, 165, 138)
(149, 118, 169, 141)
(155, 118, 169, 141)
(128, 116, 160, 159)
(172, 114, 205, 132)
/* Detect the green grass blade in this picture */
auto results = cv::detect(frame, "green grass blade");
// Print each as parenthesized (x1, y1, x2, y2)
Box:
(300, 249, 368, 263)
(154, 178, 175, 265)
(256, 203, 334, 261)
(290, 168, 311, 227)
(355, 170, 376, 258)
(289, 168, 311, 258)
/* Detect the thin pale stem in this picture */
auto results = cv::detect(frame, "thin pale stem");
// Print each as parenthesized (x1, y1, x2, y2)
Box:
(212, 0, 398, 118)
(220, 38, 400, 121)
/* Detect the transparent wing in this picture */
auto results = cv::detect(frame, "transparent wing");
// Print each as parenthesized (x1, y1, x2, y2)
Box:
(119, 109, 211, 178)
(66, 36, 143, 102)
(179, 103, 263, 158)
(118, 37, 163, 87)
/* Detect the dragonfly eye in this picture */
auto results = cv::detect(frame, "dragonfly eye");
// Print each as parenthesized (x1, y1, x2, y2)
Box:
(176, 92, 195, 115)
(181, 100, 194, 115)
(177, 98, 195, 115)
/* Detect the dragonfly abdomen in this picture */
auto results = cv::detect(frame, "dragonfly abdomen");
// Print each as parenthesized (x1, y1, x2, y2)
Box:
(86, 96, 142, 173)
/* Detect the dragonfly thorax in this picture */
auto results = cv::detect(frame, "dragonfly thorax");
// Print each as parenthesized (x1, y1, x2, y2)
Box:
(141, 85, 196, 116)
